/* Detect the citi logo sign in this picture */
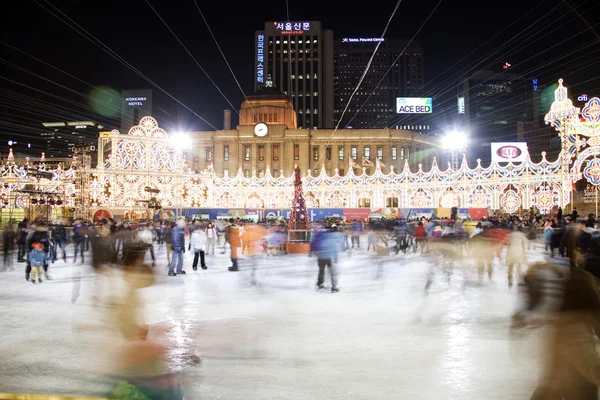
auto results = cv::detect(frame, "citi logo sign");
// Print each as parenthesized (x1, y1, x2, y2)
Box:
(497, 146, 522, 159)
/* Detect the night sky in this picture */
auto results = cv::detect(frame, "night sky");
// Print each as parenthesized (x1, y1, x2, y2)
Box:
(1, 0, 599, 155)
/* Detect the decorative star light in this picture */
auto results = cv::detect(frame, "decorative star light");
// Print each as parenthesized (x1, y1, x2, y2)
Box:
(583, 158, 600, 185)
(500, 190, 521, 213)
(581, 97, 600, 124)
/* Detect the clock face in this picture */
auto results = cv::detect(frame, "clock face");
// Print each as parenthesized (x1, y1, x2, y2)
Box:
(254, 123, 268, 137)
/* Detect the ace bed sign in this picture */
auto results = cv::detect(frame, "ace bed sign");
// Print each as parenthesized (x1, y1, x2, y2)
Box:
(491, 142, 528, 163)
(396, 98, 432, 114)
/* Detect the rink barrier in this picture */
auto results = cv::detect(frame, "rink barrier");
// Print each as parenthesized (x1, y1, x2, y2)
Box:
(0, 394, 106, 400)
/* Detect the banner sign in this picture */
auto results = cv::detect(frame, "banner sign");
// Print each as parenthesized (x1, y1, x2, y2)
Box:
(491, 142, 528, 163)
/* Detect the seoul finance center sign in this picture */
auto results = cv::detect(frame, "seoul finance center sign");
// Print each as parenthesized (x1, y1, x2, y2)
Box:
(396, 98, 432, 114)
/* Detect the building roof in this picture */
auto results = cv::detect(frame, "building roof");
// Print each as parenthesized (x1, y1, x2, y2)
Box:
(246, 86, 289, 101)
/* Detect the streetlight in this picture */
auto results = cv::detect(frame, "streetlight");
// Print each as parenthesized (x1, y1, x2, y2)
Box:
(168, 132, 191, 218)
(441, 130, 468, 169)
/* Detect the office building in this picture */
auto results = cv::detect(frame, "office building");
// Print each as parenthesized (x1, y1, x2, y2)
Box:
(39, 120, 104, 160)
(120, 89, 177, 133)
(254, 21, 334, 129)
(334, 38, 425, 130)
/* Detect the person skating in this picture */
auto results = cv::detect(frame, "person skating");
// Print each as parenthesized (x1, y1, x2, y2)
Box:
(26, 222, 51, 281)
(2, 222, 15, 270)
(190, 224, 207, 271)
(227, 219, 241, 271)
(28, 243, 48, 284)
(506, 225, 528, 288)
(205, 222, 216, 255)
(168, 220, 186, 276)
(72, 218, 85, 263)
(312, 225, 342, 293)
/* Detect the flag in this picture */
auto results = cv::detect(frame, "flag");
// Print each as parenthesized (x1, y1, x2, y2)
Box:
(362, 156, 373, 166)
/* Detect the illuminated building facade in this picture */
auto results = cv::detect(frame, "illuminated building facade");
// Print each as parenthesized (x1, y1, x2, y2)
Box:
(334, 38, 425, 130)
(185, 87, 441, 178)
(255, 21, 334, 129)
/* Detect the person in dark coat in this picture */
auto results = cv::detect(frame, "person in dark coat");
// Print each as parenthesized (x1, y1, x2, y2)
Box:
(2, 222, 16, 269)
(16, 218, 29, 262)
(168, 220, 186, 276)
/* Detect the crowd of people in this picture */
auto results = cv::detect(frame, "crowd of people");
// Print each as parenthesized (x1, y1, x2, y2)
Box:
(2, 208, 600, 398)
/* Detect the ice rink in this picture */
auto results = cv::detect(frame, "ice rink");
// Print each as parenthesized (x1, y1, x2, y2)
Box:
(0, 241, 558, 399)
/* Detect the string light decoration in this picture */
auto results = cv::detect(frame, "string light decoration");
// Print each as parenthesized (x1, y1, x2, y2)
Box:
(0, 149, 76, 221)
(288, 167, 310, 230)
(81, 90, 600, 217)
(89, 117, 208, 213)
(545, 79, 600, 214)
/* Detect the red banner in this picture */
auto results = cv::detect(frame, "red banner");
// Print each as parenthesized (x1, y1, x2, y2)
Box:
(343, 208, 372, 222)
(468, 208, 489, 220)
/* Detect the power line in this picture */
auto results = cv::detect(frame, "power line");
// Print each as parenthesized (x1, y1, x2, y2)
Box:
(33, 0, 218, 130)
(144, 0, 240, 116)
(193, 1, 256, 118)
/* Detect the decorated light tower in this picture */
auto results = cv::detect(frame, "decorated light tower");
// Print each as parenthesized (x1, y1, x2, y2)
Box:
(288, 166, 310, 230)
(545, 79, 600, 216)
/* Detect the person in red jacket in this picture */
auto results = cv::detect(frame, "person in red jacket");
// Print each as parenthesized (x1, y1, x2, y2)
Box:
(413, 222, 427, 253)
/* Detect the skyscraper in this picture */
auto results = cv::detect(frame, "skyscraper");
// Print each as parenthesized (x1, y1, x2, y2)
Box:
(333, 38, 424, 129)
(254, 21, 334, 129)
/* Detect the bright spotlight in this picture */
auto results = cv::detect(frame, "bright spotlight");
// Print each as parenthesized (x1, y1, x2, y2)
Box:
(442, 131, 468, 150)
(169, 132, 192, 150)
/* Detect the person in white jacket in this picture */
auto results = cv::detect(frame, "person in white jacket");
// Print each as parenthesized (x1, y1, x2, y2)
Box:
(506, 226, 528, 288)
(138, 224, 155, 266)
(190, 225, 207, 270)
(205, 222, 217, 255)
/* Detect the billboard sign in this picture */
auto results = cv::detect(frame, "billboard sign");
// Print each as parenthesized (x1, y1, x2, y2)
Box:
(342, 38, 385, 43)
(457, 97, 465, 114)
(256, 33, 265, 85)
(491, 142, 528, 163)
(273, 21, 310, 35)
(396, 98, 432, 114)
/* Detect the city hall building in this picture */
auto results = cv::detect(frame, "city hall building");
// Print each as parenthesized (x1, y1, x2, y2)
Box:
(184, 83, 442, 179)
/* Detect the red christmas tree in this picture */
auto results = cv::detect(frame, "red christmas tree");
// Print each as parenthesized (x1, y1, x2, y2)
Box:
(288, 167, 310, 230)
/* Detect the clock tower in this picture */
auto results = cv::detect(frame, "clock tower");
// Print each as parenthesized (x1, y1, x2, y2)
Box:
(238, 78, 297, 130)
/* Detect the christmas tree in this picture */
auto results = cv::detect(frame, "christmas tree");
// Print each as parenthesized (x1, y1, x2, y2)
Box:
(288, 167, 310, 230)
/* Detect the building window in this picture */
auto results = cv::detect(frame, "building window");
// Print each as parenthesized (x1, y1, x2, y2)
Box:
(258, 169, 264, 178)
(258, 145, 265, 161)
(272, 144, 279, 161)
(313, 169, 319, 176)
(392, 147, 397, 160)
(269, 114, 273, 122)
(364, 147, 370, 160)
(407, 147, 410, 159)
(224, 145, 229, 161)
(326, 168, 331, 176)
(274, 114, 278, 122)
(273, 169, 280, 178)
(358, 198, 371, 208)
(244, 145, 251, 161)
(253, 114, 258, 123)
(223, 168, 228, 176)
(294, 144, 299, 160)
(351, 146, 357, 160)
(401, 147, 405, 159)
(244, 169, 250, 178)
(386, 197, 399, 208)
(377, 146, 383, 160)
(313, 146, 319, 161)
(339, 146, 345, 160)
(339, 168, 345, 176)
(326, 147, 332, 161)
(206, 147, 213, 161)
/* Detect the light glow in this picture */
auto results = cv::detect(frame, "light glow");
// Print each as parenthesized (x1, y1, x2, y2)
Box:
(442, 131, 468, 150)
